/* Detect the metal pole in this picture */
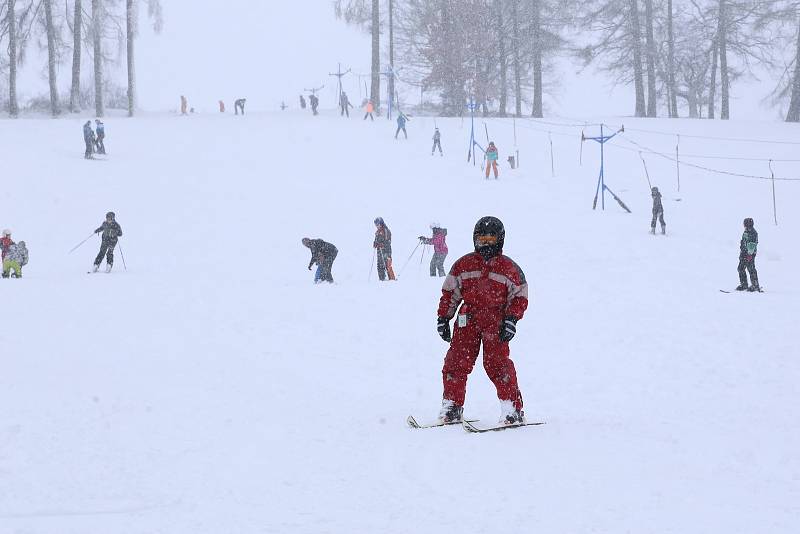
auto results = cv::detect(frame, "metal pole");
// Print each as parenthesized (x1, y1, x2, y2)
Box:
(117, 242, 127, 271)
(640, 152, 653, 189)
(368, 249, 375, 281)
(676, 134, 681, 191)
(600, 123, 605, 210)
(770, 159, 778, 226)
(513, 116, 517, 147)
(549, 131, 554, 177)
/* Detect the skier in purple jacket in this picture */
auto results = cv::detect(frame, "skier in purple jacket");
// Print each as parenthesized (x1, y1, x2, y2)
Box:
(419, 223, 449, 277)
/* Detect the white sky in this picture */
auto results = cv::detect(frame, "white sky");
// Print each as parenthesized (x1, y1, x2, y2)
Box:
(12, 0, 780, 119)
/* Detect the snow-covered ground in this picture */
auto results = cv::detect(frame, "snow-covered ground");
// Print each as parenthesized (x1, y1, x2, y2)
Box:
(1, 110, 798, 533)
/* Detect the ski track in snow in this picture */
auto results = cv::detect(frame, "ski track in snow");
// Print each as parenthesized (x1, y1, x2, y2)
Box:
(1, 110, 798, 533)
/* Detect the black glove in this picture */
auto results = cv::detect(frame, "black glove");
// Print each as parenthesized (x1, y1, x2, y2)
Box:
(499, 316, 518, 342)
(437, 317, 451, 342)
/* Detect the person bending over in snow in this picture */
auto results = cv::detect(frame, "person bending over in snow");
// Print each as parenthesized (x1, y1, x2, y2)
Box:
(435, 216, 529, 425)
(300, 95, 307, 109)
(737, 218, 760, 292)
(235, 98, 247, 115)
(373, 217, 396, 281)
(94, 119, 106, 155)
(650, 187, 666, 235)
(2, 240, 28, 278)
(92, 212, 123, 273)
(309, 94, 320, 116)
(83, 121, 96, 159)
(395, 112, 409, 139)
(0, 229, 14, 261)
(419, 223, 448, 277)
(431, 128, 443, 156)
(302, 237, 337, 283)
(485, 141, 499, 179)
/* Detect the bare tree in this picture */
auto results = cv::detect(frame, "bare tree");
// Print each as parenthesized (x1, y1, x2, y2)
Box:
(511, 0, 523, 116)
(496, 0, 508, 116)
(335, 0, 381, 110)
(667, 0, 678, 117)
(788, 15, 800, 121)
(8, 0, 18, 117)
(531, 0, 543, 117)
(69, 0, 81, 112)
(43, 0, 59, 116)
(92, 0, 102, 116)
(644, 0, 657, 116)
(578, 0, 646, 117)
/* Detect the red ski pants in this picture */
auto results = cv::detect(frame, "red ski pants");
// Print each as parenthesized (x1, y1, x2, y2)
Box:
(442, 310, 523, 411)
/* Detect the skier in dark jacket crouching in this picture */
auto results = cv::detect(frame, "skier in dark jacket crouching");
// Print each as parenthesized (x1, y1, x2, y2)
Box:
(302, 237, 337, 283)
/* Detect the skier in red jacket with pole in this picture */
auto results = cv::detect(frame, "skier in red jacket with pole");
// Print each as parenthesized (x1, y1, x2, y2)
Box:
(435, 216, 529, 425)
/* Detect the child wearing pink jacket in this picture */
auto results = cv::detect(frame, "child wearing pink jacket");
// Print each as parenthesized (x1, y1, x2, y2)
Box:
(419, 223, 449, 277)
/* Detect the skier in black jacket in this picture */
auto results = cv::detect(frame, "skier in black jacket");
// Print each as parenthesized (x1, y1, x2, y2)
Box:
(737, 218, 760, 291)
(93, 211, 123, 272)
(83, 121, 96, 159)
(650, 187, 666, 235)
(302, 237, 337, 283)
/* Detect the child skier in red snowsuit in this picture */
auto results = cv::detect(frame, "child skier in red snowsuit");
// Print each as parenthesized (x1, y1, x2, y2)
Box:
(435, 216, 529, 425)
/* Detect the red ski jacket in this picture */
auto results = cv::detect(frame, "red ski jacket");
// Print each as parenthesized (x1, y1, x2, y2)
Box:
(437, 252, 529, 321)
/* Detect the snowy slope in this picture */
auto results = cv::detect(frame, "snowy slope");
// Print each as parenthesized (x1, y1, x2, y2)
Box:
(1, 110, 798, 533)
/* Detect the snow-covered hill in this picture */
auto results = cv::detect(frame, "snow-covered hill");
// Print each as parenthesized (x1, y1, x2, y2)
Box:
(1, 110, 798, 533)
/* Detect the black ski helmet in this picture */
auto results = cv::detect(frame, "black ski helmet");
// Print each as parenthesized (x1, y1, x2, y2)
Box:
(106, 211, 115, 220)
(743, 217, 754, 228)
(473, 216, 505, 259)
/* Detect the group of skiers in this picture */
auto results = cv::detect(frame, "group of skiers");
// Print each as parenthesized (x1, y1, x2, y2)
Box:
(82, 119, 106, 159)
(301, 219, 451, 286)
(300, 93, 320, 115)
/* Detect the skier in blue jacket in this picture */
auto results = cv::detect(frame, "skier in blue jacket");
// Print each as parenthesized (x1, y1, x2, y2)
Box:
(94, 119, 106, 155)
(395, 112, 409, 139)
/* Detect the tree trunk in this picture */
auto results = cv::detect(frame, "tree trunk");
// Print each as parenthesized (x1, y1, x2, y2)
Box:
(531, 0, 543, 117)
(667, 0, 678, 118)
(127, 0, 136, 117)
(718, 0, 729, 120)
(708, 38, 718, 119)
(371, 0, 380, 112)
(644, 0, 657, 117)
(8, 0, 19, 117)
(629, 0, 646, 117)
(388, 0, 394, 115)
(511, 0, 522, 117)
(496, 0, 507, 116)
(93, 0, 104, 117)
(786, 15, 800, 122)
(44, 0, 61, 116)
(70, 0, 82, 112)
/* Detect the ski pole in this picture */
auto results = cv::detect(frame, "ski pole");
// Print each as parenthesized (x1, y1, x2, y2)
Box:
(68, 232, 96, 254)
(117, 242, 128, 271)
(368, 248, 376, 281)
(420, 244, 428, 265)
(399, 241, 422, 276)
